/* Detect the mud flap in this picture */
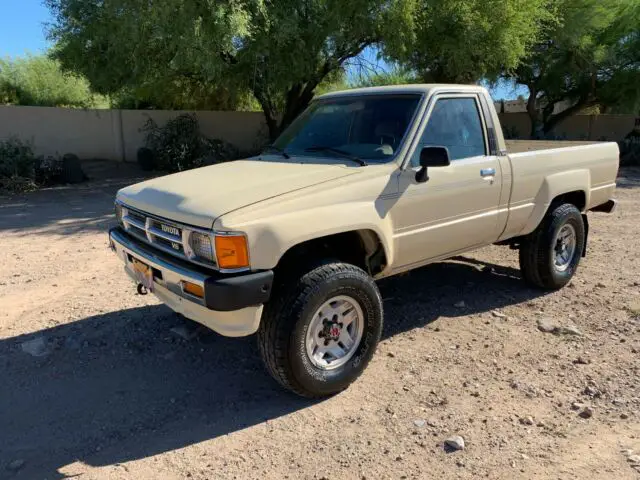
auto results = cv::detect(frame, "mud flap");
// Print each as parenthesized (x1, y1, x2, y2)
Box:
(582, 214, 589, 257)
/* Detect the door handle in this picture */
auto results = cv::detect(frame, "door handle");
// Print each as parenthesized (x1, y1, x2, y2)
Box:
(480, 168, 496, 177)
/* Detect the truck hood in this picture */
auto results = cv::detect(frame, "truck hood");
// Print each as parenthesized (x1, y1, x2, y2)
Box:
(116, 158, 359, 228)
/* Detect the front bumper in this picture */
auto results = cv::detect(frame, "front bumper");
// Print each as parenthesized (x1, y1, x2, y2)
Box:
(109, 227, 273, 337)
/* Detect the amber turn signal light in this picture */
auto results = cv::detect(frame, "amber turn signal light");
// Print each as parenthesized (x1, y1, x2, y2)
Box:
(214, 234, 249, 269)
(182, 281, 204, 298)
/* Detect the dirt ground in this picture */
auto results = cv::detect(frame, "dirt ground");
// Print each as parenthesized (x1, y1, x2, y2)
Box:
(1, 162, 639, 480)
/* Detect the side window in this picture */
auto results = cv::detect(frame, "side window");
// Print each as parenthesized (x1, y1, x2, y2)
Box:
(411, 98, 485, 166)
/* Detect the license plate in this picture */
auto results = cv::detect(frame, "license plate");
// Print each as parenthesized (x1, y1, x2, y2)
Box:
(132, 258, 153, 291)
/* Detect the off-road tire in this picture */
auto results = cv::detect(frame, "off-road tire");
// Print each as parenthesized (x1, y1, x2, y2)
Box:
(257, 262, 383, 398)
(519, 203, 585, 290)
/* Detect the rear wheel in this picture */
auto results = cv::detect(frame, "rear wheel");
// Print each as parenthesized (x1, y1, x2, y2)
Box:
(257, 262, 383, 398)
(519, 203, 585, 290)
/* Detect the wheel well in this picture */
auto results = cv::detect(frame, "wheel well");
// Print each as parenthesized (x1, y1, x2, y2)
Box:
(275, 230, 387, 278)
(552, 190, 586, 212)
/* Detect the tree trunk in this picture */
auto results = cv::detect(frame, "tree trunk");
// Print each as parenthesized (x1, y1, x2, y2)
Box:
(253, 88, 280, 142)
(262, 109, 280, 143)
(278, 82, 318, 135)
(542, 98, 598, 135)
(526, 85, 542, 139)
(256, 79, 323, 141)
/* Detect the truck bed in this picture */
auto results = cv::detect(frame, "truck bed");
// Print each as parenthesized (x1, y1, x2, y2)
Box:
(498, 141, 619, 241)
(505, 140, 600, 154)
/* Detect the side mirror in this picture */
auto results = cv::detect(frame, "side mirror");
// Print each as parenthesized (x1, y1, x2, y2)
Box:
(416, 146, 450, 183)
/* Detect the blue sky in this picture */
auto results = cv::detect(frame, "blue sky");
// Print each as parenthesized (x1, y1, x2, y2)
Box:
(1, 1, 525, 100)
(1, 0, 51, 57)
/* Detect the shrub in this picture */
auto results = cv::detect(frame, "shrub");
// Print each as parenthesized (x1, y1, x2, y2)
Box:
(0, 137, 37, 193)
(619, 131, 640, 167)
(141, 114, 238, 173)
(0, 55, 109, 108)
(34, 155, 63, 185)
(502, 125, 521, 140)
(0, 137, 35, 179)
(0, 137, 86, 193)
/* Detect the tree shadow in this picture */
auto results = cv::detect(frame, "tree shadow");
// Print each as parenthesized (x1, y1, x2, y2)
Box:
(616, 166, 640, 189)
(0, 161, 150, 236)
(0, 255, 548, 479)
(378, 255, 545, 339)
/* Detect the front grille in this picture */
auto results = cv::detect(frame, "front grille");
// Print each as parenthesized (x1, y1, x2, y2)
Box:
(120, 204, 216, 268)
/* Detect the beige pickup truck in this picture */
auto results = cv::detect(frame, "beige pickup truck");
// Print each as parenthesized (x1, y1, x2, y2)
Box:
(109, 84, 619, 397)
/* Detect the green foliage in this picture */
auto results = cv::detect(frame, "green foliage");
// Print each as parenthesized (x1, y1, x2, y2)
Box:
(46, 0, 416, 138)
(0, 55, 108, 108)
(109, 80, 259, 111)
(351, 67, 418, 87)
(142, 114, 238, 173)
(314, 69, 350, 96)
(509, 0, 640, 136)
(387, 0, 555, 82)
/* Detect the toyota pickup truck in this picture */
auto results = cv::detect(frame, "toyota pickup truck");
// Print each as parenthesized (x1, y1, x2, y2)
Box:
(109, 84, 619, 397)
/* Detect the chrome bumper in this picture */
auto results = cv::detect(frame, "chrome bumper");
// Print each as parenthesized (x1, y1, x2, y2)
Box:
(109, 228, 263, 337)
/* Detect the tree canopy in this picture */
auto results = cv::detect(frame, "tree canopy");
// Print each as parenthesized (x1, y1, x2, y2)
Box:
(387, 0, 555, 83)
(508, 0, 640, 137)
(47, 0, 415, 138)
(46, 0, 559, 138)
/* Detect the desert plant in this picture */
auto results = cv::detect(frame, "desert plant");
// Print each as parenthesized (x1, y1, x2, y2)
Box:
(141, 114, 237, 173)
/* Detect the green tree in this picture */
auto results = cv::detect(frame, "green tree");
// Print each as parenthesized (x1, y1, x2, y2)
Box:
(350, 66, 418, 87)
(47, 0, 554, 140)
(510, 0, 640, 137)
(0, 54, 107, 108)
(46, 0, 415, 139)
(387, 0, 555, 83)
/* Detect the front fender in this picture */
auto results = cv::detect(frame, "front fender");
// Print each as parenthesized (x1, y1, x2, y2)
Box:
(219, 201, 395, 272)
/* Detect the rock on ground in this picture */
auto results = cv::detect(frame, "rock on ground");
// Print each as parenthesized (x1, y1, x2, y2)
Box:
(444, 436, 465, 451)
(537, 317, 557, 333)
(21, 337, 49, 357)
(6, 459, 25, 471)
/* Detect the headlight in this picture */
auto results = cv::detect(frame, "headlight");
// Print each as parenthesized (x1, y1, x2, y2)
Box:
(115, 202, 124, 227)
(189, 231, 215, 263)
(214, 233, 249, 270)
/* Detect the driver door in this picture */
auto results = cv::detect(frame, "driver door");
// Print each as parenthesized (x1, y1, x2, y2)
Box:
(391, 94, 503, 270)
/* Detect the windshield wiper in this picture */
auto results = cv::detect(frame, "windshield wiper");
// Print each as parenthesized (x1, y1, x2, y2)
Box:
(262, 144, 290, 159)
(304, 146, 367, 166)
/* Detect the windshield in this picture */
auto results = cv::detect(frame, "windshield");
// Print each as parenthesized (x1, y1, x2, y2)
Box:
(272, 94, 422, 163)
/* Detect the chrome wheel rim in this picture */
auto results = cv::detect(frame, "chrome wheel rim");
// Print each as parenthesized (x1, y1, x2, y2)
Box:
(305, 295, 364, 370)
(553, 224, 577, 272)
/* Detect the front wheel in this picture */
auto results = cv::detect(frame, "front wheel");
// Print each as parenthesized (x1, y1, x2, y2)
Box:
(519, 203, 585, 290)
(257, 262, 383, 398)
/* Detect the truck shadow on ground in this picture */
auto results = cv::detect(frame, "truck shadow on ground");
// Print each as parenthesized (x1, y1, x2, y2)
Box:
(0, 257, 548, 479)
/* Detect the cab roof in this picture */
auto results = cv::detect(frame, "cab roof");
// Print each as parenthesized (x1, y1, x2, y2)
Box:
(316, 83, 487, 100)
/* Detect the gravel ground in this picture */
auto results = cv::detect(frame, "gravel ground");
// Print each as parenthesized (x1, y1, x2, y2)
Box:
(1, 164, 639, 480)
